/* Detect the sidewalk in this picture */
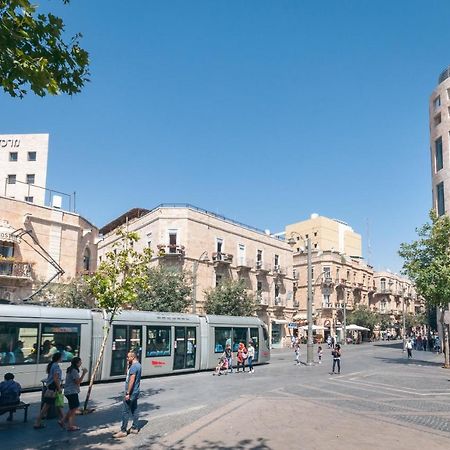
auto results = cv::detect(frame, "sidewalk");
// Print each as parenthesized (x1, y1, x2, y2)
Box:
(153, 394, 450, 450)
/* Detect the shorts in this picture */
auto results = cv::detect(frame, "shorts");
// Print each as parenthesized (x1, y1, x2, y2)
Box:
(65, 393, 80, 410)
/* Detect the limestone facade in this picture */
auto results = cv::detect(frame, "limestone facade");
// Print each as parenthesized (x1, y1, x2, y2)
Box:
(0, 195, 98, 302)
(98, 204, 295, 347)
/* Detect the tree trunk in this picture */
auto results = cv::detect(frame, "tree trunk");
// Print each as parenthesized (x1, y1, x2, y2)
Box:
(83, 322, 111, 412)
(440, 310, 450, 369)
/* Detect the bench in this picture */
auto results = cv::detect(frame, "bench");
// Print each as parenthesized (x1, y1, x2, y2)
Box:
(0, 402, 30, 422)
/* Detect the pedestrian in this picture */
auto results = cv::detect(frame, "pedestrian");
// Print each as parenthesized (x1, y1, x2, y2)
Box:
(236, 343, 247, 373)
(405, 338, 413, 359)
(317, 346, 323, 364)
(113, 351, 142, 438)
(0, 373, 21, 421)
(247, 341, 255, 374)
(34, 352, 64, 429)
(331, 335, 335, 349)
(331, 344, 341, 374)
(422, 335, 428, 352)
(60, 357, 88, 431)
(294, 341, 301, 365)
(326, 335, 332, 349)
(434, 336, 441, 353)
(224, 344, 233, 373)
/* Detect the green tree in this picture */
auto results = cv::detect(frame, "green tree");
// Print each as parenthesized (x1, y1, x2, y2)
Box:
(347, 305, 379, 332)
(134, 266, 192, 312)
(404, 312, 427, 331)
(83, 229, 152, 411)
(0, 0, 89, 98)
(33, 276, 95, 308)
(204, 279, 256, 316)
(399, 210, 450, 368)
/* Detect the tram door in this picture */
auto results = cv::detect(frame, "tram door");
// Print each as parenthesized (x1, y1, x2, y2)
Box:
(173, 326, 196, 370)
(250, 327, 259, 362)
(111, 325, 142, 376)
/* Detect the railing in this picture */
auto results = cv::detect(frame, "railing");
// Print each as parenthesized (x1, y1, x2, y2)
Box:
(272, 265, 285, 275)
(0, 261, 32, 278)
(157, 244, 185, 256)
(212, 252, 233, 263)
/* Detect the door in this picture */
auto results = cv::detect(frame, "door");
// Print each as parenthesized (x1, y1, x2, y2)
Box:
(111, 325, 142, 376)
(173, 326, 196, 370)
(250, 327, 259, 362)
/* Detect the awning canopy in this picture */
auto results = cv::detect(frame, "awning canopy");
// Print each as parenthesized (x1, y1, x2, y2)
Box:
(293, 313, 307, 321)
(299, 324, 329, 331)
(272, 319, 289, 324)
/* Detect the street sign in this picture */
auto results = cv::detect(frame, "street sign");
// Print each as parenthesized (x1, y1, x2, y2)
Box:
(288, 323, 298, 329)
(444, 310, 450, 325)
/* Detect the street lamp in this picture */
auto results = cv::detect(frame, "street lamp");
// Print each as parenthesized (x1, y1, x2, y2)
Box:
(288, 232, 314, 366)
(402, 286, 406, 352)
(192, 251, 209, 314)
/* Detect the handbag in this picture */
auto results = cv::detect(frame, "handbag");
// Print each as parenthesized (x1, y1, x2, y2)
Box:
(43, 388, 56, 399)
(55, 392, 64, 407)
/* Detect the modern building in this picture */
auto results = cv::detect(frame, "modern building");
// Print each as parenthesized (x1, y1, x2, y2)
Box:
(0, 134, 49, 206)
(98, 204, 296, 347)
(285, 214, 362, 257)
(0, 195, 98, 303)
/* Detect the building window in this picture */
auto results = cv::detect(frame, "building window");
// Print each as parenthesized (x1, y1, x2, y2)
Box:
(257, 281, 262, 292)
(323, 266, 331, 280)
(434, 95, 441, 110)
(437, 182, 445, 216)
(275, 284, 280, 302)
(7, 175, 16, 184)
(216, 238, 223, 254)
(26, 174, 35, 184)
(83, 248, 91, 271)
(9, 152, 18, 162)
(168, 230, 177, 253)
(336, 267, 340, 280)
(322, 294, 331, 308)
(434, 113, 442, 127)
(274, 254, 279, 267)
(0, 242, 14, 258)
(257, 249, 262, 262)
(24, 196, 33, 203)
(381, 278, 386, 291)
(27, 152, 36, 161)
(146, 233, 152, 249)
(435, 137, 443, 171)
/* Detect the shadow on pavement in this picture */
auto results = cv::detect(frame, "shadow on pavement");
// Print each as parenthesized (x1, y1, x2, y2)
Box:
(373, 342, 404, 349)
(373, 356, 444, 367)
(166, 437, 272, 450)
(108, 387, 165, 403)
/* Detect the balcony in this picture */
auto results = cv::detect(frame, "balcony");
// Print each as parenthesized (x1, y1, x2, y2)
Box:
(0, 261, 32, 282)
(236, 257, 252, 271)
(157, 244, 185, 257)
(272, 265, 285, 277)
(212, 252, 233, 266)
(255, 261, 270, 274)
(322, 302, 333, 309)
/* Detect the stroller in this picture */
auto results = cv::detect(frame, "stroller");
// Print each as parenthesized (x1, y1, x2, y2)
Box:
(213, 355, 229, 376)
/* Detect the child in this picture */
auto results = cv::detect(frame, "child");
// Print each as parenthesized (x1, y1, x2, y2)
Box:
(213, 355, 228, 376)
(317, 346, 323, 364)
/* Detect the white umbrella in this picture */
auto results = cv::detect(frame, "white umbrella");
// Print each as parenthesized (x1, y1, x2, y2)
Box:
(346, 324, 370, 331)
(299, 324, 328, 331)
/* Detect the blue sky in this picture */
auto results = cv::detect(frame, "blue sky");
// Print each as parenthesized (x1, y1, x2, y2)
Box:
(1, 0, 448, 272)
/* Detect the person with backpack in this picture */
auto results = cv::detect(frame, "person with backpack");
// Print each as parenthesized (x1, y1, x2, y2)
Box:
(331, 344, 341, 374)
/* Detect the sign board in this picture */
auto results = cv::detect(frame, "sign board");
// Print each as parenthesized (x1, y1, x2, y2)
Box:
(288, 323, 298, 329)
(444, 310, 450, 325)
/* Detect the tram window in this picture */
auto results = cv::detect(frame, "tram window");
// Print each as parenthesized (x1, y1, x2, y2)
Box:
(0, 322, 38, 365)
(214, 327, 231, 353)
(232, 327, 248, 352)
(39, 324, 80, 363)
(146, 326, 171, 357)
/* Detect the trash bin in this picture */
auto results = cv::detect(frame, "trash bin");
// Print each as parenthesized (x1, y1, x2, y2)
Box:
(40, 381, 57, 420)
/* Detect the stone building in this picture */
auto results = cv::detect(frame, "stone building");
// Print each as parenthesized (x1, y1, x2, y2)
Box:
(98, 204, 295, 347)
(0, 195, 98, 303)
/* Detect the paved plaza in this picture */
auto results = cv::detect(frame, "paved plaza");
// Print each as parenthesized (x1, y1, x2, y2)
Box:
(2, 341, 450, 449)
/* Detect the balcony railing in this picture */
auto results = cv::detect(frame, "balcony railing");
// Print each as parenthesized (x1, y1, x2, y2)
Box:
(0, 261, 32, 279)
(272, 265, 285, 276)
(157, 244, 185, 256)
(212, 252, 233, 264)
(255, 261, 270, 273)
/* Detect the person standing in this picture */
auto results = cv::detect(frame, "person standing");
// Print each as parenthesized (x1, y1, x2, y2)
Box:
(61, 357, 88, 431)
(236, 343, 247, 373)
(405, 339, 413, 359)
(331, 344, 341, 374)
(317, 346, 323, 364)
(294, 341, 301, 366)
(34, 352, 64, 429)
(114, 351, 142, 438)
(247, 341, 255, 374)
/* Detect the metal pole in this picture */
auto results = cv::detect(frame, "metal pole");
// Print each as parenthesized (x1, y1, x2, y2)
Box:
(306, 237, 314, 365)
(402, 292, 406, 351)
(343, 291, 347, 345)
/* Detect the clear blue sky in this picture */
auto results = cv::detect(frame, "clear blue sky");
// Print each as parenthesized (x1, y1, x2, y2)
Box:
(2, 1, 449, 272)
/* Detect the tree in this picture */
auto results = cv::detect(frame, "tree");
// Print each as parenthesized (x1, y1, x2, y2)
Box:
(0, 0, 89, 98)
(134, 266, 192, 313)
(83, 229, 152, 411)
(33, 276, 95, 308)
(399, 210, 450, 368)
(347, 305, 379, 332)
(404, 312, 427, 331)
(204, 279, 256, 316)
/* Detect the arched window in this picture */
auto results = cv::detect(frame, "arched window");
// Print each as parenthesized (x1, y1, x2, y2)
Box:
(83, 248, 91, 272)
(380, 278, 386, 291)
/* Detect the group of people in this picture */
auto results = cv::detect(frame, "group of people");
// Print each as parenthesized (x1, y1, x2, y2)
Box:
(292, 339, 341, 373)
(214, 341, 256, 375)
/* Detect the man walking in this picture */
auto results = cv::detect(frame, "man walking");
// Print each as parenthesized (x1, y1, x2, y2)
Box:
(114, 351, 142, 438)
(405, 339, 413, 359)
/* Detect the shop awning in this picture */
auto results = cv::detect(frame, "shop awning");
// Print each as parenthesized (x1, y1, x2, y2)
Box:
(272, 319, 289, 324)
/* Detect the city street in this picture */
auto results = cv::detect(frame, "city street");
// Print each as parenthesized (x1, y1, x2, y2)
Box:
(3, 341, 450, 449)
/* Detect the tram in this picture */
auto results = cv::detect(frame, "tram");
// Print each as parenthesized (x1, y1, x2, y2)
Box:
(0, 305, 270, 389)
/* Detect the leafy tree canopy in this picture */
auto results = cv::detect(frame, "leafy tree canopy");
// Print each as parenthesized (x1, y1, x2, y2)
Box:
(347, 305, 379, 331)
(0, 0, 89, 97)
(134, 266, 192, 313)
(204, 279, 256, 317)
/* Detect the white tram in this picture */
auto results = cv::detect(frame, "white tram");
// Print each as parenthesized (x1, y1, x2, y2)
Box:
(0, 305, 270, 389)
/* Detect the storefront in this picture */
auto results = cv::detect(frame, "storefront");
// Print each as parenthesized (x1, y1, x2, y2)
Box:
(271, 319, 288, 348)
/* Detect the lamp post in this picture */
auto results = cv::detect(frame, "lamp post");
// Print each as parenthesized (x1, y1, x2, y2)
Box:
(192, 251, 208, 314)
(402, 287, 406, 352)
(288, 233, 313, 365)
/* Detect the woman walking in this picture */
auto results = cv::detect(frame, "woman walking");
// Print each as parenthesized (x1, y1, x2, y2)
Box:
(34, 352, 64, 429)
(61, 357, 88, 431)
